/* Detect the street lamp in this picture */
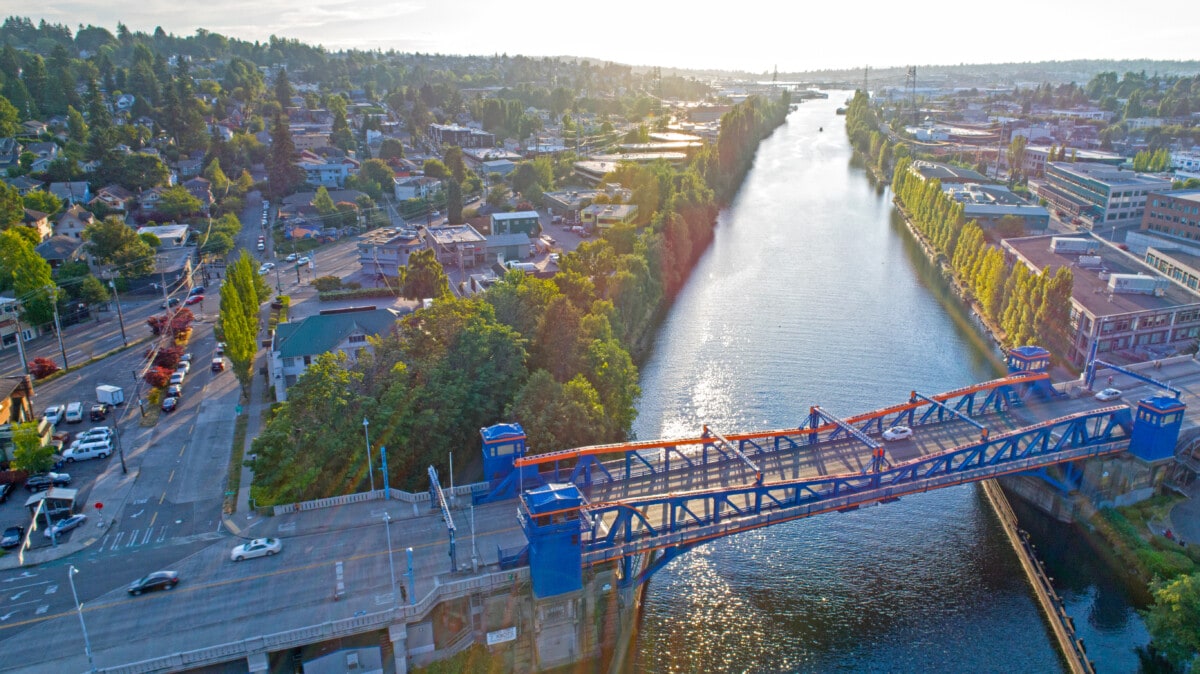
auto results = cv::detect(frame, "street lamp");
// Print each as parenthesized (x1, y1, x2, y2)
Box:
(362, 417, 375, 492)
(67, 566, 97, 673)
(383, 512, 398, 607)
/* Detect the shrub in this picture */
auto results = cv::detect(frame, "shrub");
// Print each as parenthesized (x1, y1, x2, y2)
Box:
(28, 357, 60, 379)
(147, 389, 162, 405)
(153, 346, 185, 370)
(317, 287, 397, 302)
(312, 275, 343, 292)
(169, 308, 195, 335)
(147, 315, 168, 335)
(1137, 548, 1195, 580)
(144, 366, 173, 388)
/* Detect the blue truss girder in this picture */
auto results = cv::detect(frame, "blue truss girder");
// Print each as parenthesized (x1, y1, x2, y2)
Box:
(913, 392, 988, 437)
(813, 407, 882, 450)
(579, 406, 1133, 574)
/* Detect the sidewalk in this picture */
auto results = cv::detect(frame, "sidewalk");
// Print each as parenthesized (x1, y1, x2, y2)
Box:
(225, 319, 272, 537)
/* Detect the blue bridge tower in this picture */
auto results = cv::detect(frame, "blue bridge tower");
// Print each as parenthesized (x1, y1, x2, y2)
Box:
(520, 483, 584, 598)
(1129, 395, 1186, 463)
(476, 423, 536, 503)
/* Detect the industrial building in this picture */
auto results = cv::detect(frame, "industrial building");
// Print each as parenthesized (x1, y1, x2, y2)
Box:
(1004, 233, 1200, 366)
(1140, 188, 1200, 244)
(1035, 162, 1170, 229)
(943, 183, 1050, 232)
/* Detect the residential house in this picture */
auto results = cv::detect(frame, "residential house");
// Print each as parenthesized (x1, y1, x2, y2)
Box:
(19, 120, 47, 136)
(0, 138, 20, 170)
(137, 224, 191, 248)
(55, 203, 95, 240)
(139, 186, 167, 211)
(21, 209, 51, 242)
(175, 156, 203, 178)
(48, 181, 90, 204)
(35, 235, 86, 270)
(92, 185, 134, 212)
(269, 307, 401, 401)
(3, 175, 42, 196)
(393, 175, 441, 201)
(0, 296, 40, 354)
(183, 177, 214, 212)
(299, 158, 350, 188)
(0, 375, 37, 462)
(23, 142, 58, 172)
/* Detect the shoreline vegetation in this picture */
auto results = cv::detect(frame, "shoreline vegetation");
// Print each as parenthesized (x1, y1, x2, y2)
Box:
(248, 93, 790, 504)
(845, 90, 1200, 670)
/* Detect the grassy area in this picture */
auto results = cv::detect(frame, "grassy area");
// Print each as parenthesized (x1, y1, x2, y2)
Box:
(223, 414, 249, 515)
(412, 644, 513, 674)
(1090, 494, 1200, 585)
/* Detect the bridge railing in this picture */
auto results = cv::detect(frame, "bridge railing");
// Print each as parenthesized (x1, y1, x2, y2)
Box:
(97, 567, 531, 674)
(271, 483, 489, 516)
(580, 441, 1128, 565)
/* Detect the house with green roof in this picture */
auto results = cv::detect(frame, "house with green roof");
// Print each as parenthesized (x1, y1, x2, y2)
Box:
(269, 307, 402, 401)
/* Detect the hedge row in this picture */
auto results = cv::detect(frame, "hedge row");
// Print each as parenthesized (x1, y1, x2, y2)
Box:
(317, 287, 399, 302)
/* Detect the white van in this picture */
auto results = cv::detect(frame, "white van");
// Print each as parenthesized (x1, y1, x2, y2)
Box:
(64, 402, 84, 424)
(64, 439, 112, 462)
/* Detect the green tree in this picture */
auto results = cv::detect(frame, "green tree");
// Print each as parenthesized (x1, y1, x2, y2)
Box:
(509, 370, 608, 454)
(66, 105, 87, 144)
(398, 248, 450, 299)
(74, 274, 111, 305)
(422, 158, 449, 180)
(83, 216, 155, 277)
(23, 191, 61, 218)
(268, 114, 304, 199)
(312, 185, 337, 215)
(444, 146, 466, 183)
(11, 421, 55, 474)
(378, 138, 404, 161)
(203, 158, 231, 198)
(200, 231, 235, 256)
(1145, 572, 1200, 671)
(218, 252, 262, 397)
(446, 179, 463, 225)
(0, 94, 18, 137)
(154, 185, 203, 219)
(0, 229, 55, 326)
(0, 182, 22, 226)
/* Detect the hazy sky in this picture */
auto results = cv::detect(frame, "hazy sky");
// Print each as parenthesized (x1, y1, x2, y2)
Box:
(26, 0, 1200, 73)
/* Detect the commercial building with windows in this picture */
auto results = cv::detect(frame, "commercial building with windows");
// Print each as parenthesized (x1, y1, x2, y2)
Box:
(1004, 233, 1200, 367)
(490, 211, 540, 236)
(357, 228, 423, 279)
(269, 307, 401, 401)
(1141, 189, 1200, 244)
(943, 183, 1049, 232)
(580, 204, 639, 230)
(427, 124, 495, 149)
(1036, 162, 1169, 229)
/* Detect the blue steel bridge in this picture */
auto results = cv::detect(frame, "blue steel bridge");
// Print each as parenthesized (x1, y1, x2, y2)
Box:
(469, 347, 1186, 599)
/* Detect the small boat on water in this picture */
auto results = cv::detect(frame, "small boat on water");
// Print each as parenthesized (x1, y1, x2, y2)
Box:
(819, 127, 823, 132)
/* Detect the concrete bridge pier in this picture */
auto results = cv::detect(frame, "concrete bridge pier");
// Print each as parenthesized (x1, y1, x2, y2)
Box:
(389, 622, 409, 674)
(246, 652, 268, 672)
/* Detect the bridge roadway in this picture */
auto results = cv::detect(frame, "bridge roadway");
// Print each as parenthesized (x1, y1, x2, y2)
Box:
(5, 363, 1200, 672)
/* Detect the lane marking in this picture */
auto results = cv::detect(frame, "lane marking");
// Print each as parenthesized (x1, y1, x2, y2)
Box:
(167, 470, 175, 483)
(142, 528, 153, 545)
(159, 492, 166, 505)
(149, 512, 158, 529)
(179, 444, 187, 457)
(109, 532, 124, 550)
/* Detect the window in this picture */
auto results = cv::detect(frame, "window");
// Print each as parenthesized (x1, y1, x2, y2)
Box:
(303, 355, 312, 366)
(283, 357, 295, 368)
(348, 334, 367, 344)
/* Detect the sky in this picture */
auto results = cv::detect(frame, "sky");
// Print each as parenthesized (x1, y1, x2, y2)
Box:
(24, 0, 1200, 74)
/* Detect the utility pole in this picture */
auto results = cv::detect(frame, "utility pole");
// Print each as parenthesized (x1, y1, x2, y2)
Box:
(11, 310, 29, 376)
(108, 279, 128, 347)
(44, 286, 69, 370)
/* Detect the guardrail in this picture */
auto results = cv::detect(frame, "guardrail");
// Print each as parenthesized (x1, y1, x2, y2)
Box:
(271, 482, 490, 516)
(99, 567, 530, 674)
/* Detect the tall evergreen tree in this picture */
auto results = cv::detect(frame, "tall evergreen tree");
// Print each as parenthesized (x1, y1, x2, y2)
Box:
(267, 114, 304, 200)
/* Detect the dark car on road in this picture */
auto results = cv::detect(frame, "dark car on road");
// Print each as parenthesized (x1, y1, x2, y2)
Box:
(127, 571, 180, 595)
(161, 397, 178, 413)
(89, 403, 111, 422)
(0, 482, 11, 504)
(160, 297, 180, 309)
(0, 525, 24, 549)
(25, 472, 71, 492)
(185, 294, 204, 305)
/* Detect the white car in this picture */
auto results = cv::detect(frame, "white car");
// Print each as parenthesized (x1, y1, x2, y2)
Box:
(42, 405, 66, 426)
(44, 514, 87, 539)
(1094, 388, 1122, 402)
(76, 427, 114, 442)
(261, 262, 275, 270)
(169, 372, 185, 386)
(176, 361, 190, 375)
(258, 266, 270, 275)
(231, 537, 282, 561)
(882, 425, 914, 442)
(295, 256, 310, 266)
(285, 253, 298, 262)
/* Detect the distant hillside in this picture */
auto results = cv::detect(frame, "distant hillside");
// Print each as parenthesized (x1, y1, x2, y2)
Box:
(779, 60, 1200, 88)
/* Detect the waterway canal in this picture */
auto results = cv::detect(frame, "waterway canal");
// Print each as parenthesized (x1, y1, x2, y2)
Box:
(628, 94, 1148, 673)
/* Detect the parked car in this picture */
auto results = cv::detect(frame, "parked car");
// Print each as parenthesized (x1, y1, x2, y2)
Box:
(0, 483, 11, 505)
(26, 472, 72, 492)
(256, 242, 265, 251)
(180, 352, 192, 363)
(882, 425, 913, 442)
(77, 426, 114, 442)
(261, 262, 275, 270)
(185, 294, 204, 305)
(216, 342, 226, 356)
(64, 402, 84, 424)
(1095, 388, 1122, 402)
(211, 358, 226, 373)
(127, 570, 180, 595)
(295, 256, 310, 266)
(169, 372, 185, 386)
(0, 525, 24, 548)
(285, 253, 298, 262)
(176, 361, 191, 375)
(44, 514, 87, 539)
(42, 405, 66, 426)
(160, 297, 180, 309)
(161, 397, 178, 413)
(230, 537, 282, 561)
(189, 286, 205, 296)
(166, 384, 183, 398)
(89, 403, 110, 422)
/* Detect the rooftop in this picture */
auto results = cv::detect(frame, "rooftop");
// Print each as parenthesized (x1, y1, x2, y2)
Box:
(1154, 188, 1200, 205)
(273, 307, 400, 359)
(1005, 233, 1200, 318)
(909, 161, 990, 184)
(1048, 162, 1172, 188)
(491, 211, 539, 222)
(426, 224, 486, 246)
